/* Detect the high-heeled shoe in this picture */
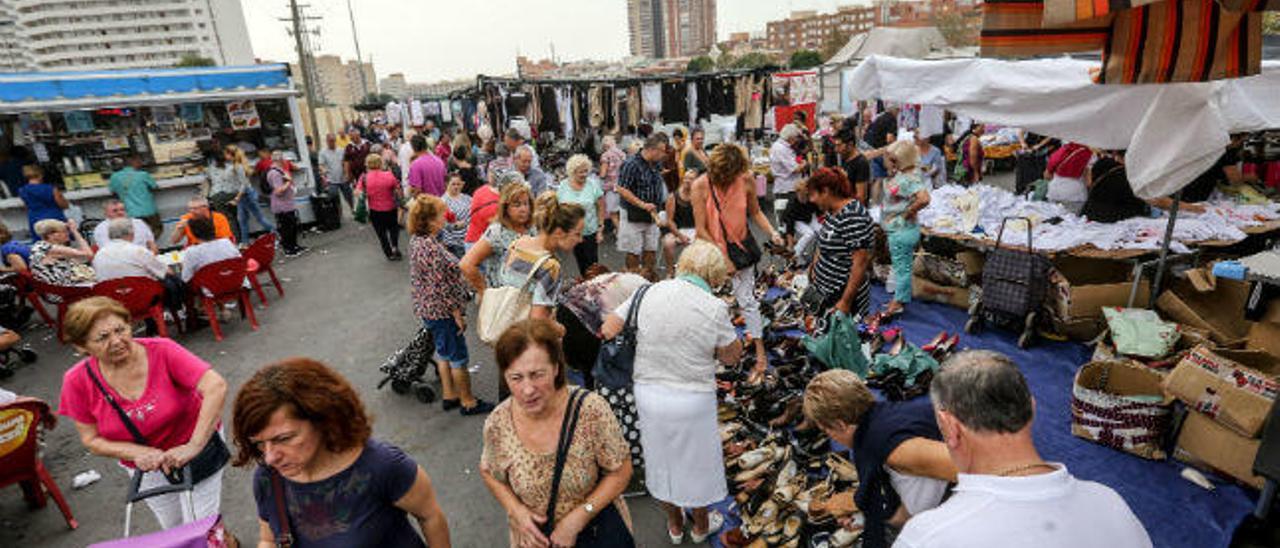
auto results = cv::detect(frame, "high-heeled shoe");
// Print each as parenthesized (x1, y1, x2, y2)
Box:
(921, 331, 949, 353)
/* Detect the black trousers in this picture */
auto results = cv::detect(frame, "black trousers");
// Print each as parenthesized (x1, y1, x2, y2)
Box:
(571, 236, 599, 277)
(369, 209, 401, 257)
(275, 210, 300, 252)
(556, 306, 600, 389)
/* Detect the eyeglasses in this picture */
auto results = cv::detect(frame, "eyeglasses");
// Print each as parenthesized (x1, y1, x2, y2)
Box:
(90, 324, 130, 345)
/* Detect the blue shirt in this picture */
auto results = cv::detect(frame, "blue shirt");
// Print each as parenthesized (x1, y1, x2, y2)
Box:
(17, 183, 65, 237)
(1, 240, 30, 264)
(253, 439, 426, 548)
(853, 398, 945, 548)
(108, 167, 158, 217)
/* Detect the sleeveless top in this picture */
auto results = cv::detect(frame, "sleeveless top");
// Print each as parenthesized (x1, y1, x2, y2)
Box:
(704, 174, 749, 255)
(673, 193, 696, 230)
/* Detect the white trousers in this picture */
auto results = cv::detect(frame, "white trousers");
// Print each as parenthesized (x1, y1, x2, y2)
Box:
(732, 265, 763, 338)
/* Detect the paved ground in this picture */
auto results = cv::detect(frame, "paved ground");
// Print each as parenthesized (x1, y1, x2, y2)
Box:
(0, 169, 1025, 547)
(0, 217, 677, 547)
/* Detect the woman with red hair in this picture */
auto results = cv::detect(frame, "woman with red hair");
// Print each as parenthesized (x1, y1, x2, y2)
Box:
(803, 167, 878, 319)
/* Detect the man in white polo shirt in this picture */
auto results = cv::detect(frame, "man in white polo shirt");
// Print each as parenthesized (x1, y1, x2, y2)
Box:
(93, 199, 158, 254)
(895, 350, 1152, 548)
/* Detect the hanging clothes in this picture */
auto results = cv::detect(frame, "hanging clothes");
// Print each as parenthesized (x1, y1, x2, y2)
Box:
(628, 85, 643, 130)
(603, 86, 617, 133)
(575, 85, 590, 136)
(641, 83, 662, 121)
(557, 86, 575, 138)
(734, 75, 751, 116)
(661, 82, 688, 124)
(588, 86, 605, 129)
(687, 83, 698, 127)
(537, 86, 560, 134)
(745, 75, 766, 130)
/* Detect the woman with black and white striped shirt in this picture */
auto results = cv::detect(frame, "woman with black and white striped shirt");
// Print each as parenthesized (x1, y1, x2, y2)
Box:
(806, 167, 876, 319)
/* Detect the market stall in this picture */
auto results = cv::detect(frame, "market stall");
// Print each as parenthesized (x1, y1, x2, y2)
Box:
(0, 64, 315, 239)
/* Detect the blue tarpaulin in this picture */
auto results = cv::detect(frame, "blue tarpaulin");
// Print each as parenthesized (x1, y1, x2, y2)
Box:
(0, 64, 292, 110)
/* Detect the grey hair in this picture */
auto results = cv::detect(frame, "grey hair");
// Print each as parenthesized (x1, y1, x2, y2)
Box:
(34, 219, 67, 238)
(930, 350, 1034, 434)
(515, 144, 535, 160)
(643, 132, 670, 151)
(779, 124, 803, 141)
(495, 170, 526, 191)
(107, 218, 134, 241)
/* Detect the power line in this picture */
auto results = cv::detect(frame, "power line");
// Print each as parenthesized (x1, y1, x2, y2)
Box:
(282, 0, 322, 146)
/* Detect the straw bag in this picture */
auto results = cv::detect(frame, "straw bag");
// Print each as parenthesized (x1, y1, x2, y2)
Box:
(477, 252, 555, 345)
(1070, 360, 1172, 460)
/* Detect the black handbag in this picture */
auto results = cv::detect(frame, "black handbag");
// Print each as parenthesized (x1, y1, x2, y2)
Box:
(710, 185, 761, 270)
(592, 284, 652, 390)
(85, 363, 229, 485)
(543, 389, 635, 547)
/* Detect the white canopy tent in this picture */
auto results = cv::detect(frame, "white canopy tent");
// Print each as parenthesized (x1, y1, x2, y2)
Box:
(843, 55, 1280, 199)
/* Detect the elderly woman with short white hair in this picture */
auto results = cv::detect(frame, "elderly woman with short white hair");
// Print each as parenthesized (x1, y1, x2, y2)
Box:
(30, 218, 95, 287)
(556, 153, 606, 276)
(602, 240, 743, 544)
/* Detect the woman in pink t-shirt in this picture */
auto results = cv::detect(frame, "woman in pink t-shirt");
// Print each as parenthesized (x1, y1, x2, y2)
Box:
(58, 297, 230, 532)
(356, 153, 406, 260)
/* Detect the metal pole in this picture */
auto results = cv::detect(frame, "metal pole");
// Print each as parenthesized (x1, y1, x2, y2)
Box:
(346, 0, 370, 101)
(289, 0, 321, 148)
(1149, 190, 1182, 307)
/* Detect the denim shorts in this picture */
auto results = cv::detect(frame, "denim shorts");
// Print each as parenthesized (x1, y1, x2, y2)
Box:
(424, 318, 469, 369)
(872, 157, 888, 178)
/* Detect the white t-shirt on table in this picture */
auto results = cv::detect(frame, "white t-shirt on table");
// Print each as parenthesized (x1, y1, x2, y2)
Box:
(894, 464, 1151, 548)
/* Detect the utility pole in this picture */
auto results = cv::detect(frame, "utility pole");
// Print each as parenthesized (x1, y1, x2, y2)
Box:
(286, 0, 321, 147)
(346, 0, 370, 101)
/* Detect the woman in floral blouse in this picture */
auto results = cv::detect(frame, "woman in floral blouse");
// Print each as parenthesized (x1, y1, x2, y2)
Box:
(482, 318, 634, 548)
(407, 195, 493, 416)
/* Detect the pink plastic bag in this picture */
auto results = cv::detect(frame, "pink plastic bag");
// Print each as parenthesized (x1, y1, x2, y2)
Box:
(88, 514, 227, 548)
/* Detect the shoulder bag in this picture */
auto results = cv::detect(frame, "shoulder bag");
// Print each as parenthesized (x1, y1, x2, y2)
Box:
(84, 363, 229, 486)
(542, 389, 636, 547)
(710, 184, 761, 270)
(353, 174, 369, 224)
(269, 471, 294, 547)
(592, 284, 652, 390)
(476, 251, 556, 345)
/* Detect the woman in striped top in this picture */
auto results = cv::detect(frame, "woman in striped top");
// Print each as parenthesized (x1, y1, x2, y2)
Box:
(806, 167, 876, 319)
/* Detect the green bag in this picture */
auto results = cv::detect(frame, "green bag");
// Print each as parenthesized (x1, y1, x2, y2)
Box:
(871, 344, 940, 387)
(354, 193, 369, 224)
(951, 158, 968, 182)
(1029, 179, 1050, 201)
(803, 311, 870, 377)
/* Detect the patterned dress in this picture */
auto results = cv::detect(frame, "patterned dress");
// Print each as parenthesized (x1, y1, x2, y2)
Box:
(481, 391, 632, 547)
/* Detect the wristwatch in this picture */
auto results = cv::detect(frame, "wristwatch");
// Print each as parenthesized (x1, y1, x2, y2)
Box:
(583, 501, 596, 516)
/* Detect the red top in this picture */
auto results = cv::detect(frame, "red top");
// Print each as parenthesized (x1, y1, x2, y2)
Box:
(1047, 143, 1093, 179)
(58, 338, 211, 468)
(466, 185, 501, 243)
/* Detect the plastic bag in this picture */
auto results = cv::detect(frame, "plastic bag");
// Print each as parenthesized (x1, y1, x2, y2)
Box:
(803, 311, 869, 377)
(1103, 307, 1180, 359)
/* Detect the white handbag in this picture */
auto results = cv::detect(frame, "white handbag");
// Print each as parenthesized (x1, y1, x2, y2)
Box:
(477, 252, 556, 345)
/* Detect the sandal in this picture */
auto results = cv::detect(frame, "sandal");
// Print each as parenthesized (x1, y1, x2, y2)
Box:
(690, 511, 725, 544)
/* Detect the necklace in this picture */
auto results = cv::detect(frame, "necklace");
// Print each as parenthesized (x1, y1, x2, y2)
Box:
(993, 462, 1055, 477)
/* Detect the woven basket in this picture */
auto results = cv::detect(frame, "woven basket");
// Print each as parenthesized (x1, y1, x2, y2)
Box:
(1070, 360, 1172, 460)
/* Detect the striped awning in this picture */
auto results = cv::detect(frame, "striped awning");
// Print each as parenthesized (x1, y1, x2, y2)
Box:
(981, 0, 1273, 83)
(0, 64, 295, 112)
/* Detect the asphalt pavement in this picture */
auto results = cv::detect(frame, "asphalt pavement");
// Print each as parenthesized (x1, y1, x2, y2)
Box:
(0, 217, 672, 547)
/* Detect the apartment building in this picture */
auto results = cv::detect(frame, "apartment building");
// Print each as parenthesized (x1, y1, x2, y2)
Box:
(0, 0, 254, 71)
(627, 0, 717, 59)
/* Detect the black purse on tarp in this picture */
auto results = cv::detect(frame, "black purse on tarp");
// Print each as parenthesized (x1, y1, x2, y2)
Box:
(542, 389, 636, 548)
(85, 364, 229, 485)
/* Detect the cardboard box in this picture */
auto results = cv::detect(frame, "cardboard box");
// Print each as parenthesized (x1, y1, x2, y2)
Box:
(1071, 360, 1171, 460)
(1165, 345, 1280, 438)
(1175, 410, 1264, 489)
(1247, 321, 1280, 358)
(1050, 315, 1106, 342)
(957, 250, 985, 278)
(1154, 279, 1252, 347)
(1049, 257, 1149, 320)
(914, 253, 971, 288)
(912, 275, 972, 309)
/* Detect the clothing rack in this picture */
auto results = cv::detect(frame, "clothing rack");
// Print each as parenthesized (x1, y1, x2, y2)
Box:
(473, 66, 780, 89)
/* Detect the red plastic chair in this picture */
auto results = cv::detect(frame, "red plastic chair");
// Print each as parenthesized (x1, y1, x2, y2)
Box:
(0, 398, 77, 529)
(13, 270, 55, 330)
(242, 233, 283, 307)
(188, 257, 258, 342)
(92, 277, 170, 338)
(27, 275, 93, 341)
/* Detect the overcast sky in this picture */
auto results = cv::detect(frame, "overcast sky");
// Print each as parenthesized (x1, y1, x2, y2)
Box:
(241, 0, 860, 82)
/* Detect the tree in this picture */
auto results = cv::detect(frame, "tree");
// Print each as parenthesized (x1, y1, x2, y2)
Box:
(175, 54, 215, 68)
(715, 53, 738, 70)
(789, 49, 823, 69)
(933, 11, 980, 47)
(686, 56, 715, 73)
(362, 93, 395, 105)
(1266, 13, 1280, 35)
(733, 52, 775, 70)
